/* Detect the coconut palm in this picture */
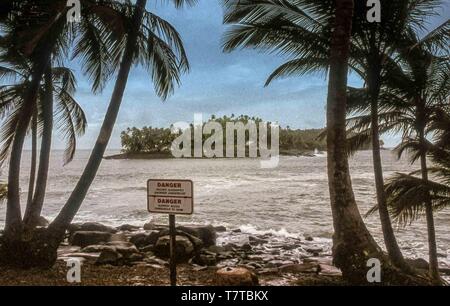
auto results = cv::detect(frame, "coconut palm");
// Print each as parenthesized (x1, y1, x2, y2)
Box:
(0, 53, 87, 228)
(0, 0, 129, 236)
(361, 32, 450, 281)
(381, 106, 450, 282)
(222, 0, 441, 283)
(0, 0, 195, 268)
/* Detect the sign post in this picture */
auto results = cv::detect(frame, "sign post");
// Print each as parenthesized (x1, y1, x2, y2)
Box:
(147, 179, 194, 286)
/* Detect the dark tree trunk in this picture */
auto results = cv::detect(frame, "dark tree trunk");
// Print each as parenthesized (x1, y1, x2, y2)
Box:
(326, 0, 426, 285)
(39, 0, 148, 257)
(4, 59, 49, 234)
(369, 88, 409, 272)
(26, 110, 38, 210)
(418, 128, 440, 282)
(24, 64, 53, 229)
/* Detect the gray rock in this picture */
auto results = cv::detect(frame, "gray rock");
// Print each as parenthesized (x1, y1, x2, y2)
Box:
(249, 236, 268, 246)
(69, 231, 112, 248)
(36, 216, 49, 227)
(177, 225, 217, 247)
(130, 232, 160, 248)
(279, 263, 320, 274)
(406, 258, 429, 270)
(153, 235, 195, 263)
(304, 235, 314, 241)
(117, 224, 141, 232)
(143, 222, 167, 231)
(214, 226, 227, 233)
(68, 222, 117, 235)
(81, 245, 116, 253)
(96, 248, 123, 265)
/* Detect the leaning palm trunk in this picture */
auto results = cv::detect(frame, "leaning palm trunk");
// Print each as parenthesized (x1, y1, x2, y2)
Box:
(24, 65, 53, 228)
(48, 0, 148, 234)
(369, 92, 409, 272)
(26, 110, 38, 209)
(418, 128, 440, 281)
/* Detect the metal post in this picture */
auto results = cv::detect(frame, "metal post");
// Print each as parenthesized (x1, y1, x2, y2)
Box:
(169, 214, 177, 286)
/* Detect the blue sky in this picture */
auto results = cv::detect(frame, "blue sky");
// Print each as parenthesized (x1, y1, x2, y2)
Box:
(56, 0, 450, 150)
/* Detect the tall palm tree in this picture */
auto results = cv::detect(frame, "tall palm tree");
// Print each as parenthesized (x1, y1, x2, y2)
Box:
(222, 0, 444, 283)
(381, 106, 450, 282)
(0, 0, 127, 236)
(0, 0, 195, 268)
(0, 54, 88, 228)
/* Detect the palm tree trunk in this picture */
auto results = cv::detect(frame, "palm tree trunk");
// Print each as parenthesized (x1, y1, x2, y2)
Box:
(327, 0, 382, 283)
(26, 109, 38, 210)
(49, 0, 148, 234)
(418, 128, 440, 281)
(325, 0, 428, 284)
(370, 95, 409, 271)
(4, 59, 49, 233)
(24, 64, 53, 228)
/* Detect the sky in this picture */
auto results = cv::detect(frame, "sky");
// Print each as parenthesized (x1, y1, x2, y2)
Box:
(52, 0, 450, 150)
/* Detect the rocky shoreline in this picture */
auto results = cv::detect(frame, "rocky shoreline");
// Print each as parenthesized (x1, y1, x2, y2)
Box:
(1, 221, 447, 285)
(0, 221, 345, 285)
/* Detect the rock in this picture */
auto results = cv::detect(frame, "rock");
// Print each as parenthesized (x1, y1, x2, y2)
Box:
(193, 254, 217, 266)
(153, 235, 195, 263)
(216, 267, 259, 286)
(305, 246, 323, 254)
(143, 222, 167, 231)
(249, 236, 268, 246)
(36, 216, 49, 227)
(279, 263, 320, 274)
(304, 235, 314, 241)
(69, 222, 117, 235)
(81, 245, 116, 253)
(117, 224, 141, 232)
(69, 231, 112, 248)
(406, 258, 429, 270)
(214, 226, 227, 233)
(232, 229, 242, 233)
(130, 232, 159, 249)
(145, 256, 168, 266)
(177, 225, 217, 247)
(257, 268, 279, 275)
(319, 264, 342, 277)
(240, 243, 252, 252)
(96, 248, 123, 265)
(63, 252, 100, 260)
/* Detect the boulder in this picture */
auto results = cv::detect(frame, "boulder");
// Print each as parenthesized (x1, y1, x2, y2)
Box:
(117, 224, 141, 232)
(406, 258, 429, 270)
(193, 254, 217, 266)
(36, 216, 49, 227)
(177, 225, 217, 247)
(143, 222, 167, 231)
(69, 231, 112, 248)
(96, 248, 123, 265)
(130, 232, 160, 249)
(249, 236, 268, 246)
(214, 226, 227, 233)
(216, 267, 259, 286)
(81, 245, 116, 253)
(279, 263, 320, 274)
(69, 222, 117, 235)
(153, 235, 194, 263)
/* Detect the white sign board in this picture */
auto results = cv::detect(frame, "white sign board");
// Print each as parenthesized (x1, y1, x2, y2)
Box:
(147, 179, 194, 215)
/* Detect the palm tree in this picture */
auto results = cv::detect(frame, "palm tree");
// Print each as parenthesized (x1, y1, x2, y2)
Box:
(0, 0, 195, 268)
(222, 0, 443, 283)
(0, 0, 127, 236)
(0, 52, 88, 229)
(381, 106, 450, 282)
